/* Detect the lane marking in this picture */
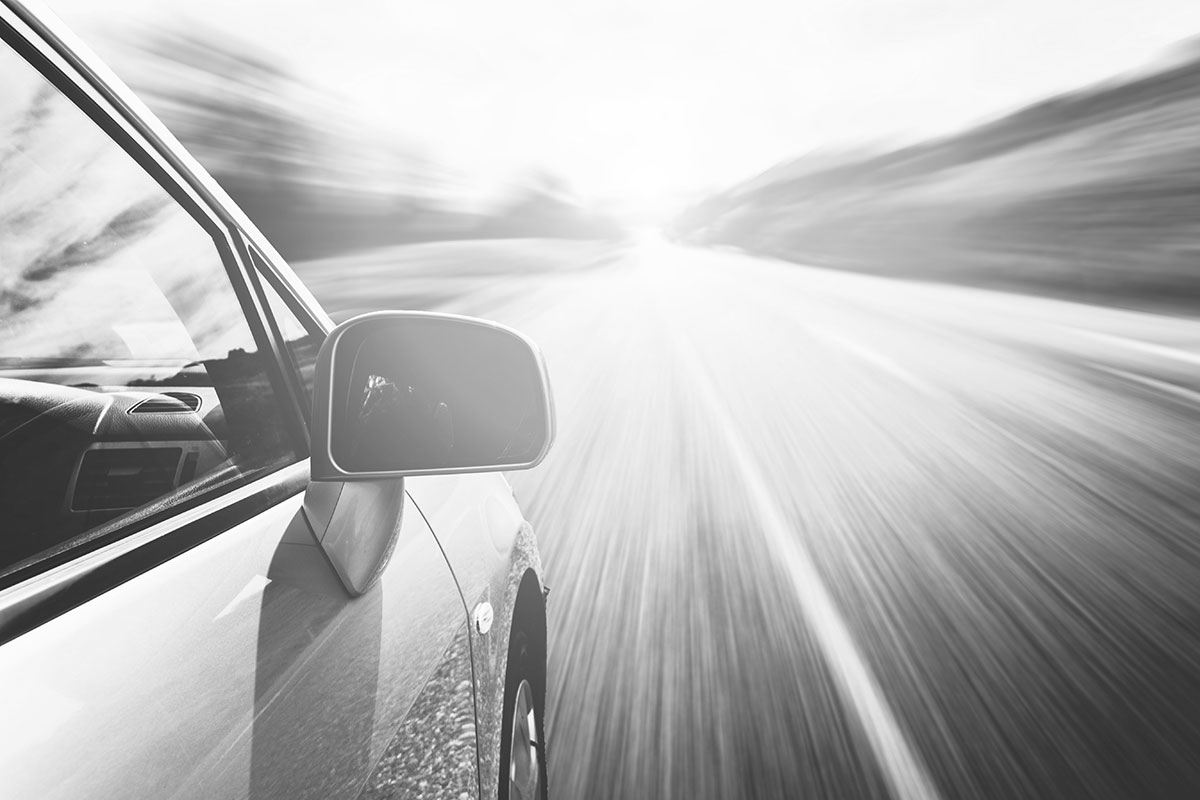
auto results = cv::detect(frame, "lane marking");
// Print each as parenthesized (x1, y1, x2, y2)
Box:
(806, 324, 941, 397)
(1091, 364, 1200, 406)
(666, 323, 943, 800)
(1070, 329, 1200, 367)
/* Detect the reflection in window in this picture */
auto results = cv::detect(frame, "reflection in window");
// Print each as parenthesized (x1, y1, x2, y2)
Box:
(0, 39, 299, 579)
(0, 60, 251, 366)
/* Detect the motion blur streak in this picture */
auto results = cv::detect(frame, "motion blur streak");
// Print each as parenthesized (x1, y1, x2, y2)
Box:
(303, 237, 1200, 799)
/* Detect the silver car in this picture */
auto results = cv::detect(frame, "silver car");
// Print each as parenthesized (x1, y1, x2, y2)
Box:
(0, 2, 553, 798)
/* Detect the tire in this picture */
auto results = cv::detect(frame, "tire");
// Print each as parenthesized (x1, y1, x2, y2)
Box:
(498, 624, 549, 800)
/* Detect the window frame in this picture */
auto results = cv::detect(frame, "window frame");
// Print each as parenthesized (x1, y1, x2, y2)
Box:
(242, 237, 329, 432)
(0, 3, 320, 630)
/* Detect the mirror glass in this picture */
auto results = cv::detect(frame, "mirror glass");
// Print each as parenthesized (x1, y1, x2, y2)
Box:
(329, 316, 551, 474)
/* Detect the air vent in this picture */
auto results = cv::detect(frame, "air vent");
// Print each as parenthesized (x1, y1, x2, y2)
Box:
(129, 392, 202, 414)
(73, 447, 182, 511)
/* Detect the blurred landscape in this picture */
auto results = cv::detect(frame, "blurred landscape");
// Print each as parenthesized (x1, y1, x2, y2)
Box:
(112, 26, 626, 261)
(60, 14, 1200, 799)
(674, 38, 1200, 310)
(113, 22, 1200, 314)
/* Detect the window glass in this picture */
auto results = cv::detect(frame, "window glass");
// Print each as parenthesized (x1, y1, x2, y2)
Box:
(0, 37, 299, 578)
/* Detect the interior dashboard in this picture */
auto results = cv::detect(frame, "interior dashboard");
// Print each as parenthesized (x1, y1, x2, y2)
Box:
(0, 374, 229, 567)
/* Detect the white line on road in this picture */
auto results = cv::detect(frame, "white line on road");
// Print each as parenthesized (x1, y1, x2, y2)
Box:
(666, 323, 943, 800)
(1069, 329, 1200, 367)
(1091, 364, 1200, 406)
(806, 324, 941, 397)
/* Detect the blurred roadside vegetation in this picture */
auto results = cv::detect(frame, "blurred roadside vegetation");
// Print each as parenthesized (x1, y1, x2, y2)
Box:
(118, 27, 625, 261)
(675, 41, 1200, 310)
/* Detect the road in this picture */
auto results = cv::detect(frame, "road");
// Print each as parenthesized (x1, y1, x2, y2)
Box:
(301, 238, 1200, 799)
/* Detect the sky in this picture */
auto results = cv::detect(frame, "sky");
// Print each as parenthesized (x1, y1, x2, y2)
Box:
(44, 0, 1200, 212)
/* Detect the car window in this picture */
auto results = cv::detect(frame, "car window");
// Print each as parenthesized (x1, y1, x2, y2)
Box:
(0, 34, 300, 580)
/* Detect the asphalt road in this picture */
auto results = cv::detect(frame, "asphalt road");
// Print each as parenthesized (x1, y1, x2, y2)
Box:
(301, 238, 1200, 799)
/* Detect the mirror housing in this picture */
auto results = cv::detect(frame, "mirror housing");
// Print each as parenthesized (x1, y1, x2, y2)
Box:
(310, 311, 555, 481)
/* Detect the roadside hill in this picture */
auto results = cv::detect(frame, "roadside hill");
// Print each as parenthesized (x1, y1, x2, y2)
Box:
(676, 47, 1200, 306)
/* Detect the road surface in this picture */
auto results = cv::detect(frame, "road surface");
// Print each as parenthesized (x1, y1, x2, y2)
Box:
(301, 238, 1200, 799)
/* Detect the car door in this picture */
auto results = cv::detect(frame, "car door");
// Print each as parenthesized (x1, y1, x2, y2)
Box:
(0, 6, 475, 798)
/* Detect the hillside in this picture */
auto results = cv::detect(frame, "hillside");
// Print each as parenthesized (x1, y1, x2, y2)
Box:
(112, 26, 626, 260)
(676, 49, 1200, 306)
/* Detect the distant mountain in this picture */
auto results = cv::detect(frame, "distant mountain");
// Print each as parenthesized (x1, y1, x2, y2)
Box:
(113, 26, 478, 259)
(113, 26, 623, 259)
(676, 46, 1200, 306)
(474, 175, 627, 241)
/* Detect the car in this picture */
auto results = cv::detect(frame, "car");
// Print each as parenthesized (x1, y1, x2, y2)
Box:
(0, 2, 554, 798)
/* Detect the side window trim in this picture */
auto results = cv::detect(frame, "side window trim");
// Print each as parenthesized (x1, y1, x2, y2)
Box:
(247, 238, 333, 335)
(227, 234, 314, 452)
(240, 238, 318, 438)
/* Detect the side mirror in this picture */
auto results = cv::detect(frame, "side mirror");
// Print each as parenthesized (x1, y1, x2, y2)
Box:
(310, 311, 555, 481)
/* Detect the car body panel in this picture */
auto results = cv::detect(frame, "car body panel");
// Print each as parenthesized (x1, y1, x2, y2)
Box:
(357, 625, 479, 799)
(0, 468, 475, 799)
(407, 474, 546, 800)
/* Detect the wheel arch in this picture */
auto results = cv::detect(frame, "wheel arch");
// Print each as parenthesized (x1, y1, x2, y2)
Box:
(498, 566, 549, 800)
(510, 568, 547, 689)
(462, 516, 547, 800)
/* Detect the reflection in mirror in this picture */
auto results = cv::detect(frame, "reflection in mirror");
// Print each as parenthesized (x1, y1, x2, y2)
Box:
(328, 316, 550, 475)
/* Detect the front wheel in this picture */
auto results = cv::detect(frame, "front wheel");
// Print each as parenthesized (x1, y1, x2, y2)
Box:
(499, 626, 548, 800)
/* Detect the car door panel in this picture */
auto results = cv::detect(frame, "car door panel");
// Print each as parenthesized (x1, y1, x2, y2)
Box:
(406, 474, 526, 596)
(0, 472, 472, 800)
(406, 472, 545, 799)
(247, 485, 471, 800)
